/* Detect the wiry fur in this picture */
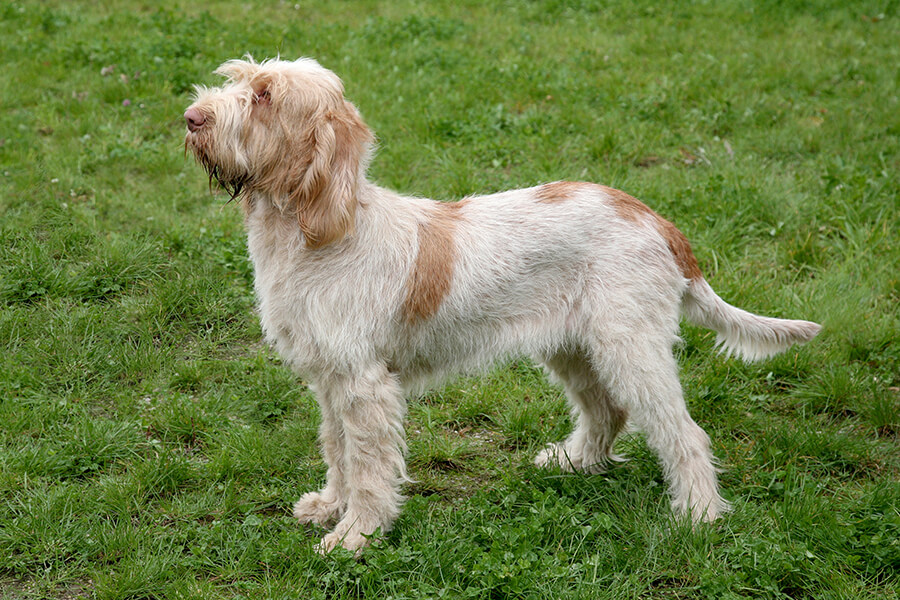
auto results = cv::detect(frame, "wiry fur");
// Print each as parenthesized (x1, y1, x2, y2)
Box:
(184, 57, 821, 553)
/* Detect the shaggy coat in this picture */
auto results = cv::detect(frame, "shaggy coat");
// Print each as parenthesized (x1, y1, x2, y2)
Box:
(184, 57, 821, 553)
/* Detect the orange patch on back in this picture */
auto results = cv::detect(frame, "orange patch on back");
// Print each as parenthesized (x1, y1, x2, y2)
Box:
(532, 180, 703, 280)
(534, 181, 590, 203)
(603, 186, 703, 281)
(658, 220, 703, 281)
(402, 201, 465, 323)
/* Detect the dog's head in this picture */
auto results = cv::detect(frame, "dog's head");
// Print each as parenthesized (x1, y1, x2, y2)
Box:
(184, 57, 373, 248)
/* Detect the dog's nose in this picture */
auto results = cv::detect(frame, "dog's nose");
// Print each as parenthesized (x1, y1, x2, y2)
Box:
(184, 108, 205, 132)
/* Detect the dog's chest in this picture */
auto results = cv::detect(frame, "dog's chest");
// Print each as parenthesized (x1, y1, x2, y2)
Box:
(243, 207, 322, 366)
(242, 202, 395, 374)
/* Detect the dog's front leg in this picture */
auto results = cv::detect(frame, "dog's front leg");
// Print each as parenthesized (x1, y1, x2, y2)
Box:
(312, 365, 408, 553)
(293, 385, 347, 526)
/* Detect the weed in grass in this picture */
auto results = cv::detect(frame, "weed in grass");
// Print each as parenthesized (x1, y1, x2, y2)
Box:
(865, 384, 900, 438)
(408, 421, 476, 473)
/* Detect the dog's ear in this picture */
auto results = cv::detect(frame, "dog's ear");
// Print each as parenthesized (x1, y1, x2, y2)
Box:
(292, 101, 372, 249)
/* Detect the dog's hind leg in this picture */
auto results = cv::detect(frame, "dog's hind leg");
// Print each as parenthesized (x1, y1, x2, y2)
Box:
(535, 348, 628, 474)
(314, 365, 408, 553)
(590, 332, 730, 522)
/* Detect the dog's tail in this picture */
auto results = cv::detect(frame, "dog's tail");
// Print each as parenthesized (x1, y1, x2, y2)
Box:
(682, 277, 821, 362)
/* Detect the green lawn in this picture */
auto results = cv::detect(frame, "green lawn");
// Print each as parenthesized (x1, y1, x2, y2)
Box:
(1, 1, 898, 598)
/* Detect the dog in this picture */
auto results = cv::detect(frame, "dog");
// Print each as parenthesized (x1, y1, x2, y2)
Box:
(184, 56, 821, 553)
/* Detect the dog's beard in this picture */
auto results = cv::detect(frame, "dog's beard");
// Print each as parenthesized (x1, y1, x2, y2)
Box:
(206, 163, 249, 202)
(187, 138, 251, 203)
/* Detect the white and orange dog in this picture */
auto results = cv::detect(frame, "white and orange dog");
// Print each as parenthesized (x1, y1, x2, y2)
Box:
(184, 57, 820, 552)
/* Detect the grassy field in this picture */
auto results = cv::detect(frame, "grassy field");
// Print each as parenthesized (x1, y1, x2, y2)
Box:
(1, 0, 899, 598)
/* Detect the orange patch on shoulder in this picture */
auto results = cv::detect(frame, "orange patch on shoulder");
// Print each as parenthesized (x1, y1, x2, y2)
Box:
(603, 186, 703, 281)
(402, 201, 465, 323)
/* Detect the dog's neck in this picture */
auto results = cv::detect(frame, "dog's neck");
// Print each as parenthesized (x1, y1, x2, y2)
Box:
(242, 180, 403, 255)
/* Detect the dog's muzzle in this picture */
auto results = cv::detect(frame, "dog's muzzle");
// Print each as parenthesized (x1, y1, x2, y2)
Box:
(184, 107, 206, 132)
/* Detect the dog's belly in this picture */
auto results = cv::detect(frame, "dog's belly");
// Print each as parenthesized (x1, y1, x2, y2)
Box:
(390, 285, 581, 392)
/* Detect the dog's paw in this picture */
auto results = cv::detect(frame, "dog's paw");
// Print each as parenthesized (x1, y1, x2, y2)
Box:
(534, 443, 580, 472)
(671, 490, 731, 525)
(316, 530, 368, 556)
(534, 443, 620, 474)
(316, 517, 375, 555)
(293, 491, 342, 526)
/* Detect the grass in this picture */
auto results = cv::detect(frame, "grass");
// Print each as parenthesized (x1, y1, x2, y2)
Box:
(1, 0, 899, 598)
